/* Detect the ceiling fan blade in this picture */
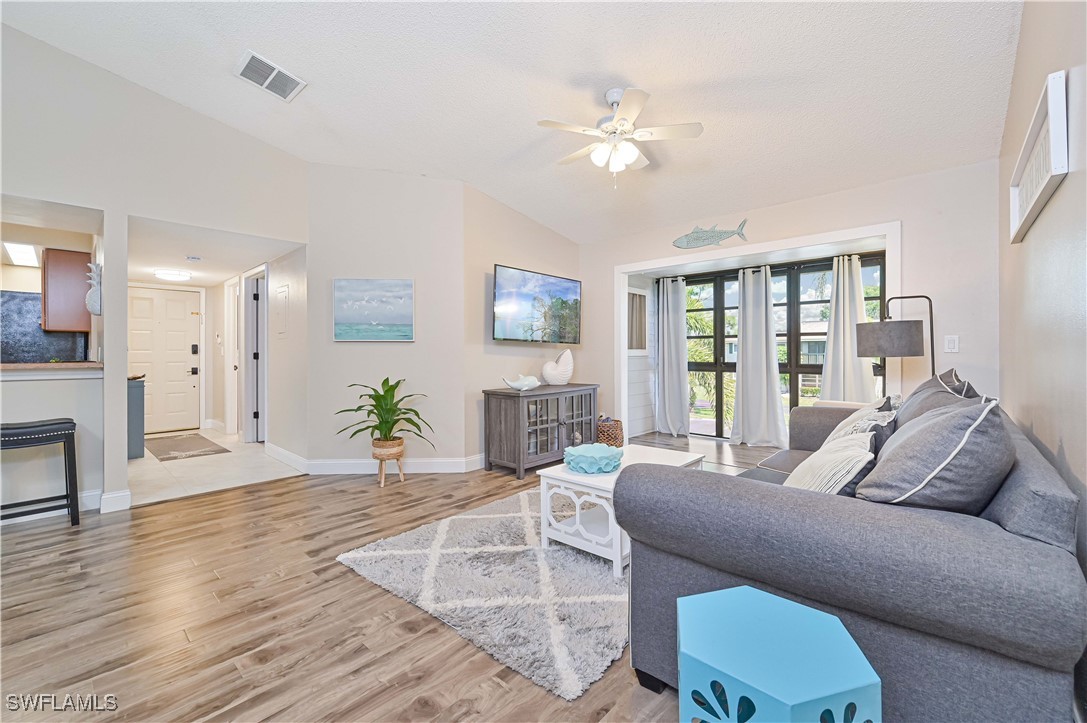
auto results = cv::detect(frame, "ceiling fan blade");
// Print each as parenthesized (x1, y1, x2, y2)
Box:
(557, 143, 602, 165)
(627, 150, 650, 170)
(538, 119, 603, 137)
(632, 122, 704, 141)
(613, 89, 649, 127)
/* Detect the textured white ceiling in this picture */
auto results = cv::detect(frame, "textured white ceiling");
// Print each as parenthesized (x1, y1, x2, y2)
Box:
(2, 2, 1022, 243)
(128, 217, 302, 287)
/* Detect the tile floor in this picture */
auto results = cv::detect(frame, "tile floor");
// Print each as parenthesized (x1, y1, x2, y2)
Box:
(127, 428, 304, 506)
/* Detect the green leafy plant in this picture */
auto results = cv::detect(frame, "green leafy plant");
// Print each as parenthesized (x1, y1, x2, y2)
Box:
(336, 377, 434, 446)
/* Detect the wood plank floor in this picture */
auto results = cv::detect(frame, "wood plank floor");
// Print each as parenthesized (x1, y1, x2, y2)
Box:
(1, 437, 774, 722)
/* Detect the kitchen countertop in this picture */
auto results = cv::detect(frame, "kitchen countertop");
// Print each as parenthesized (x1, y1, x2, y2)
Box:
(0, 362, 104, 371)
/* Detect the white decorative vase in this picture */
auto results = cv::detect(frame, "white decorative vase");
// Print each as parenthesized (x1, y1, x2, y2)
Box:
(542, 349, 574, 385)
(85, 263, 102, 316)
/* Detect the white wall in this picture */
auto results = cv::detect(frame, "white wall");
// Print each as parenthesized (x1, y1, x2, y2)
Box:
(997, 2, 1086, 576)
(2, 26, 309, 508)
(462, 187, 581, 459)
(305, 164, 466, 464)
(266, 247, 309, 458)
(0, 376, 104, 515)
(578, 160, 1001, 414)
(204, 282, 225, 427)
(625, 274, 655, 436)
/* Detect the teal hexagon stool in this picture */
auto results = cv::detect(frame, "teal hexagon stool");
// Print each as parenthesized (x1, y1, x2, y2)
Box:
(678, 586, 881, 723)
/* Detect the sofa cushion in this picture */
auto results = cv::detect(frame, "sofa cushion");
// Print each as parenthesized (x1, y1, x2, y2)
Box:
(981, 409, 1080, 553)
(825, 403, 896, 452)
(785, 433, 876, 494)
(855, 399, 1015, 514)
(896, 374, 981, 429)
(757, 448, 812, 474)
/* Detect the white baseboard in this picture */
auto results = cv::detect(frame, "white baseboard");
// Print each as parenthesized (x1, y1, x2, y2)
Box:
(264, 443, 309, 473)
(0, 489, 103, 526)
(201, 418, 226, 433)
(99, 489, 132, 514)
(266, 443, 486, 475)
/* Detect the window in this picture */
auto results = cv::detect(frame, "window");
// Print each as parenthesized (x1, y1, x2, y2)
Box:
(685, 253, 885, 437)
(627, 290, 648, 352)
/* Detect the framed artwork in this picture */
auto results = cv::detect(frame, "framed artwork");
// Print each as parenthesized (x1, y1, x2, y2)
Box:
(333, 278, 414, 341)
(1009, 70, 1068, 244)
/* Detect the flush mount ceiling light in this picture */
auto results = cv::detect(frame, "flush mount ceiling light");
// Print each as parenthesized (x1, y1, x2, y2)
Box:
(539, 88, 704, 180)
(3, 242, 40, 267)
(154, 269, 191, 281)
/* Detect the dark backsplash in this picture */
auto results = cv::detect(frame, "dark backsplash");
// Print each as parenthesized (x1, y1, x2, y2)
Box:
(0, 291, 88, 363)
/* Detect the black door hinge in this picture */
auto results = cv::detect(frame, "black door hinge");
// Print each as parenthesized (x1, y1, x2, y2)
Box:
(253, 292, 259, 301)
(253, 411, 260, 419)
(253, 352, 259, 360)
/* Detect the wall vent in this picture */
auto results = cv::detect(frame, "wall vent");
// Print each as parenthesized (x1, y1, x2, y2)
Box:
(234, 51, 307, 102)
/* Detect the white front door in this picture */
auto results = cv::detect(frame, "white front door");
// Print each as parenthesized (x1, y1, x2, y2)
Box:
(128, 287, 201, 434)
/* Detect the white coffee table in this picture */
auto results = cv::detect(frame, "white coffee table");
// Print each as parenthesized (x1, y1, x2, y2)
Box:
(538, 445, 704, 577)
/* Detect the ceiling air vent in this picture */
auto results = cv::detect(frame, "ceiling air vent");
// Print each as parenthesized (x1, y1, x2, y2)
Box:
(234, 51, 306, 102)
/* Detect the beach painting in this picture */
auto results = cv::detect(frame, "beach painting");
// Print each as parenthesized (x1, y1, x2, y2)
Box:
(333, 279, 414, 342)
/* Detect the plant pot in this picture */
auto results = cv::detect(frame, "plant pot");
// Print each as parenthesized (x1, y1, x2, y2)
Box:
(372, 438, 406, 488)
(372, 438, 405, 461)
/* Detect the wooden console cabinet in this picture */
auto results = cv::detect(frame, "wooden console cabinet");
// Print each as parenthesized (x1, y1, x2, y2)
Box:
(483, 383, 598, 479)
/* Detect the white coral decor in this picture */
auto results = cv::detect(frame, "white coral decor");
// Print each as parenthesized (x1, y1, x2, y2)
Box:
(542, 349, 574, 385)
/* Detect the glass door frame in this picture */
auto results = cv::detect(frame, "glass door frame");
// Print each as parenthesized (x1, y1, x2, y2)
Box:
(685, 252, 885, 439)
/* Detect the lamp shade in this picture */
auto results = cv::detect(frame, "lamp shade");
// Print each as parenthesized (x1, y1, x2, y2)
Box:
(856, 320, 925, 358)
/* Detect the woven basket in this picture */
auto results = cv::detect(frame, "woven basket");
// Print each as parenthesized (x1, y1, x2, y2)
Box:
(597, 419, 624, 448)
(372, 438, 405, 461)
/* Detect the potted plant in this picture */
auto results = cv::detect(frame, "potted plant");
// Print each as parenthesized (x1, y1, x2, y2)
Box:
(336, 377, 434, 486)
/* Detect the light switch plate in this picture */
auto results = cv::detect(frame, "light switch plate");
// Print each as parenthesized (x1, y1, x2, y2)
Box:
(944, 335, 960, 353)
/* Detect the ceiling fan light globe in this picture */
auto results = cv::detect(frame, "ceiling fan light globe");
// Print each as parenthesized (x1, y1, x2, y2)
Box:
(616, 140, 640, 165)
(608, 153, 627, 173)
(590, 144, 612, 168)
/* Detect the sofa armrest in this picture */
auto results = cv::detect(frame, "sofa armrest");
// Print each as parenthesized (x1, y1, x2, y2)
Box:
(614, 463, 1087, 671)
(788, 406, 853, 450)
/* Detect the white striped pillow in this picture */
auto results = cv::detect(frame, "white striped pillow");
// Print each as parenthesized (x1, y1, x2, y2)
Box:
(784, 433, 875, 494)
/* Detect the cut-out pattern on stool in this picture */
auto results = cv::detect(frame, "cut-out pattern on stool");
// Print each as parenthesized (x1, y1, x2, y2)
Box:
(821, 702, 873, 723)
(692, 680, 756, 723)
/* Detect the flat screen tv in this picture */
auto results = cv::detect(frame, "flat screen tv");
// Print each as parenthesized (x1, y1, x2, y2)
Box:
(493, 264, 581, 344)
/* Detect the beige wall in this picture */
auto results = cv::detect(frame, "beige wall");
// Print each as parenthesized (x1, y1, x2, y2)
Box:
(997, 1, 1086, 572)
(266, 247, 309, 458)
(2, 26, 309, 507)
(462, 187, 581, 458)
(578, 160, 1001, 414)
(0, 376, 104, 512)
(204, 282, 225, 426)
(305, 164, 465, 462)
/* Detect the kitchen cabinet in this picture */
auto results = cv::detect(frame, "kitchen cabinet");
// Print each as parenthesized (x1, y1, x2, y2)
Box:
(41, 249, 91, 332)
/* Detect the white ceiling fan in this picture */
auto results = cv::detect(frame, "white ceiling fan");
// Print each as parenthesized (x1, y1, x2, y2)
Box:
(539, 88, 704, 175)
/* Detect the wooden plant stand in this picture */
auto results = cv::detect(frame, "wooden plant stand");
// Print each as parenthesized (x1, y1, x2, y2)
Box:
(372, 439, 406, 488)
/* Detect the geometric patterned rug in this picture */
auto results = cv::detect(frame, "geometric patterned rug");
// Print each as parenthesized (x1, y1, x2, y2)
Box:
(337, 490, 628, 700)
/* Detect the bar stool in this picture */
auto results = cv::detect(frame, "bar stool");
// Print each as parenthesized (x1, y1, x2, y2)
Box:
(1, 418, 80, 526)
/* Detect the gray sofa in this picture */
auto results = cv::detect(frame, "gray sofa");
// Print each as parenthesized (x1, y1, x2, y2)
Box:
(614, 405, 1087, 722)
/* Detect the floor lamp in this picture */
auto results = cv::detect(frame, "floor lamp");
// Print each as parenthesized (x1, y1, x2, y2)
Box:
(855, 295, 936, 379)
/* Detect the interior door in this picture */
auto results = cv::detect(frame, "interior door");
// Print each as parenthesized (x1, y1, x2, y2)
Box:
(128, 287, 201, 434)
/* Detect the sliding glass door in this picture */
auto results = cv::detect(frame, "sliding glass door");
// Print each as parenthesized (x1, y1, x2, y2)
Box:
(685, 254, 884, 439)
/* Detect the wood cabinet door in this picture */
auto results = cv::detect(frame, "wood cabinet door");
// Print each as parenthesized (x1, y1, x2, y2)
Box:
(41, 249, 92, 332)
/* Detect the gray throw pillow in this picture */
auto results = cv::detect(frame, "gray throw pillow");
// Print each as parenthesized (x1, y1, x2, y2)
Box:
(855, 399, 1015, 514)
(896, 371, 978, 429)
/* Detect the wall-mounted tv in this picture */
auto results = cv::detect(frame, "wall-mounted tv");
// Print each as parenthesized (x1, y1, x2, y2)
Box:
(493, 264, 581, 344)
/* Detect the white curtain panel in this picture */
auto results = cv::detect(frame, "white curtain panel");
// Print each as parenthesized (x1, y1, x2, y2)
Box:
(733, 266, 789, 448)
(821, 255, 877, 402)
(655, 277, 689, 436)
